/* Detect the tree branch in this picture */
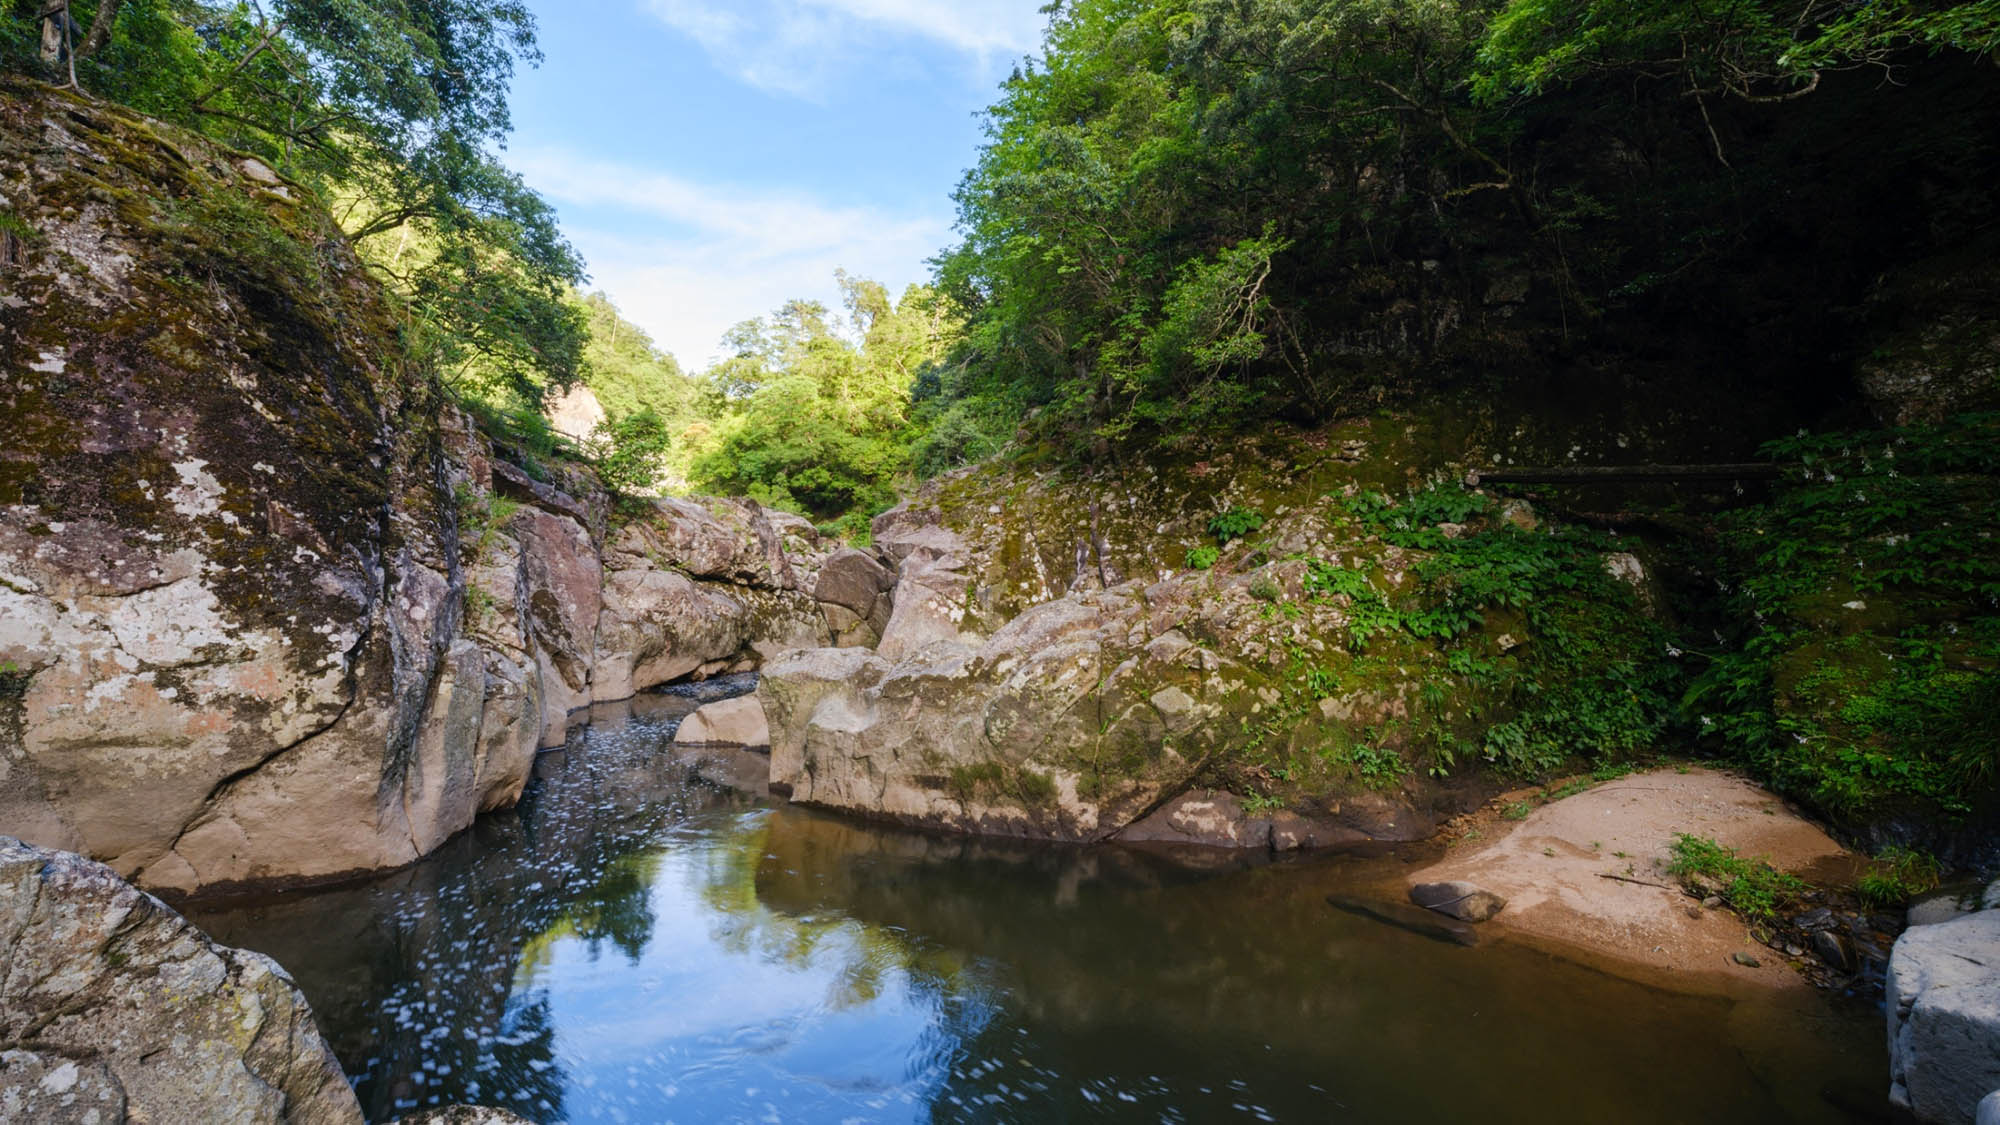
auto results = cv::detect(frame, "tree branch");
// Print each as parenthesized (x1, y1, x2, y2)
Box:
(191, 18, 286, 110)
(76, 0, 123, 59)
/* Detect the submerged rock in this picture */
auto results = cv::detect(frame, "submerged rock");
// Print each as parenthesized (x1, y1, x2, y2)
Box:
(0, 836, 360, 1123)
(395, 1109, 535, 1125)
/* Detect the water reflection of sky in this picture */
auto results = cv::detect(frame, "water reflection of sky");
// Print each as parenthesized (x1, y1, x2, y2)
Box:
(508, 811, 994, 1124)
(191, 693, 1886, 1125)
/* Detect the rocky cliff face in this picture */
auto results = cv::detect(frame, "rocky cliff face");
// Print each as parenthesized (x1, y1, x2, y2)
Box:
(1888, 891, 2000, 1125)
(0, 85, 825, 895)
(760, 409, 1677, 846)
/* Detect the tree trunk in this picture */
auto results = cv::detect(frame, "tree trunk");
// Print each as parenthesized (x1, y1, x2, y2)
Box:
(79, 0, 124, 59)
(38, 1, 66, 64)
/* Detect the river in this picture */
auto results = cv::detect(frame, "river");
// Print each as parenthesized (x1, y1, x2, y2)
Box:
(189, 683, 1889, 1124)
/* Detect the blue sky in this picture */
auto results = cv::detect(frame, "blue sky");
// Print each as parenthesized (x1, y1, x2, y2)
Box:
(503, 0, 1049, 369)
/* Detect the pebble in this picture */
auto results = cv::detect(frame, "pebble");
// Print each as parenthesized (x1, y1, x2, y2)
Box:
(1732, 952, 1762, 968)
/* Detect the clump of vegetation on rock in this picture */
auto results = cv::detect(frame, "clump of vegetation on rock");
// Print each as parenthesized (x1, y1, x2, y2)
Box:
(1306, 483, 1678, 779)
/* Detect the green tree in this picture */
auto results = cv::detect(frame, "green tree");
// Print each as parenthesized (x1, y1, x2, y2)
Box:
(7, 0, 587, 407)
(1477, 0, 2000, 104)
(689, 276, 957, 533)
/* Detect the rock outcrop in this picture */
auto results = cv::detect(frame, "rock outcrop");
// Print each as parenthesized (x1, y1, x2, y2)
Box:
(1889, 909, 2000, 1124)
(762, 492, 1460, 845)
(0, 836, 361, 1123)
(0, 85, 825, 894)
(673, 695, 771, 748)
(815, 548, 896, 648)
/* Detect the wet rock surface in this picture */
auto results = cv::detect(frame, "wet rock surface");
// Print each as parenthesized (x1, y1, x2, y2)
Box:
(0, 836, 360, 1123)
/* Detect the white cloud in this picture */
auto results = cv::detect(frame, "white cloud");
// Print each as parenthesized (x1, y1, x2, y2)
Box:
(643, 0, 1045, 97)
(513, 147, 951, 367)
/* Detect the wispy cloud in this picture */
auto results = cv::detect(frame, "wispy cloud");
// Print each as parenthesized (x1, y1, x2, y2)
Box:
(643, 0, 1045, 97)
(514, 147, 952, 367)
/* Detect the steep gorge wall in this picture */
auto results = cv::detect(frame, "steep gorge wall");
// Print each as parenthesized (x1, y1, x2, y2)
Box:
(0, 85, 825, 895)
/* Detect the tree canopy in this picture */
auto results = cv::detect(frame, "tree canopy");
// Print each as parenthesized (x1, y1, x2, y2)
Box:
(925, 0, 2000, 465)
(686, 276, 958, 534)
(7, 0, 586, 405)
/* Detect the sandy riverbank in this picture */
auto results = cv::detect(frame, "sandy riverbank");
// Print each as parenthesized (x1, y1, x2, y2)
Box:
(1403, 767, 1865, 994)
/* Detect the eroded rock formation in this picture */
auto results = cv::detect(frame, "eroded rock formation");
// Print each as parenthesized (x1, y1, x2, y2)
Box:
(0, 88, 824, 894)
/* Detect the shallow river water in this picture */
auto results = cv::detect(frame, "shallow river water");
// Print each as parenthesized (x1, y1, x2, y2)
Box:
(190, 686, 1890, 1124)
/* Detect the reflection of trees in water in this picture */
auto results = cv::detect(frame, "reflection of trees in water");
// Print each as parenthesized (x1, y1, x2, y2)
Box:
(744, 809, 1881, 1125)
(694, 811, 984, 1016)
(515, 852, 663, 985)
(190, 703, 751, 1123)
(190, 707, 1876, 1125)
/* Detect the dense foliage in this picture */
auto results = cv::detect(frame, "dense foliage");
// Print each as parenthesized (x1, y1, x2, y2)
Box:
(688, 275, 958, 536)
(927, 0, 2000, 459)
(6, 0, 586, 406)
(1686, 414, 2000, 830)
(1316, 484, 1677, 778)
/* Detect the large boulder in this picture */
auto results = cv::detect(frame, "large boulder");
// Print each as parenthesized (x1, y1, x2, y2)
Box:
(0, 86, 495, 893)
(0, 85, 830, 894)
(673, 695, 771, 748)
(621, 495, 798, 589)
(593, 502, 829, 702)
(815, 547, 896, 647)
(763, 508, 830, 590)
(873, 520, 982, 661)
(0, 836, 361, 1123)
(1889, 911, 2000, 1124)
(761, 558, 1438, 845)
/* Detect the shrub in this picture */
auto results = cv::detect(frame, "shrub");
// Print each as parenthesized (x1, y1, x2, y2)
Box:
(591, 407, 673, 496)
(1666, 834, 1809, 920)
(1207, 506, 1265, 543)
(1855, 846, 1943, 908)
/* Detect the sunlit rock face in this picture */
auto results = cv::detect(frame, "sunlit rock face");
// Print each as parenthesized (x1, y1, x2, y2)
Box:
(0, 84, 825, 893)
(759, 405, 1741, 848)
(0, 835, 362, 1123)
(0, 86, 477, 892)
(1888, 908, 2000, 1125)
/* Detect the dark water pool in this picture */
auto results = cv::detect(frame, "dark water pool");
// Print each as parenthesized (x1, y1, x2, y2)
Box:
(190, 690, 1889, 1124)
